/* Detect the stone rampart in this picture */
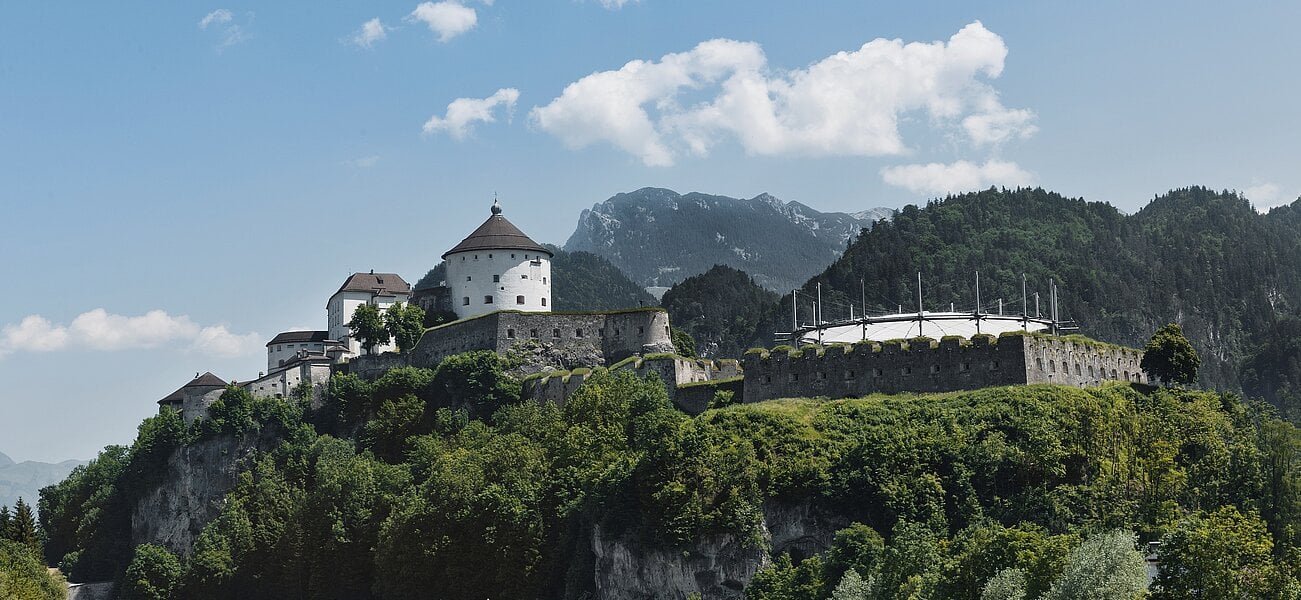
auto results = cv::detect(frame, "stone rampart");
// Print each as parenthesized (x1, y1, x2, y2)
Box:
(407, 308, 673, 374)
(741, 333, 1144, 404)
(521, 355, 745, 413)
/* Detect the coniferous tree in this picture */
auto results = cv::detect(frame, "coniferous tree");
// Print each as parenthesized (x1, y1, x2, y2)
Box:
(9, 499, 40, 556)
(0, 505, 11, 541)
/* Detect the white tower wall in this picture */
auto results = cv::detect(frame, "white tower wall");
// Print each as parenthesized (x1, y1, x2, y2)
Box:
(445, 249, 552, 320)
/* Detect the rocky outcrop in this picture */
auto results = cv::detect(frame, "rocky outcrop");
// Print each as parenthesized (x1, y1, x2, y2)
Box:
(130, 432, 278, 556)
(589, 500, 847, 599)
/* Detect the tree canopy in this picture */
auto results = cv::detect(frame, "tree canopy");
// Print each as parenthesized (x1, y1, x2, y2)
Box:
(1141, 323, 1200, 385)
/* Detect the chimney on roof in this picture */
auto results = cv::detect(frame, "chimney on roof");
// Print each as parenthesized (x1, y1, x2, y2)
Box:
(194, 372, 199, 379)
(370, 269, 374, 274)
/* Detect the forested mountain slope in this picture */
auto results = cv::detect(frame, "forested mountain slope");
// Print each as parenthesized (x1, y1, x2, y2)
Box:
(788, 187, 1301, 393)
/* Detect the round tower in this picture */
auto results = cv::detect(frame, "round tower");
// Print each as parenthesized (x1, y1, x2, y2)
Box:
(443, 200, 553, 320)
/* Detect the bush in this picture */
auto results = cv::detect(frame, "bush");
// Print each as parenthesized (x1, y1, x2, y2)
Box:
(0, 540, 66, 600)
(120, 544, 182, 600)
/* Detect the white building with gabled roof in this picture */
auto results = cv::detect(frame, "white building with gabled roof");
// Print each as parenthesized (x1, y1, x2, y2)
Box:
(326, 271, 411, 356)
(443, 200, 553, 320)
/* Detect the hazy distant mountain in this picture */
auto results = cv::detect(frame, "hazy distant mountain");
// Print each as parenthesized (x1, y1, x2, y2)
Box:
(0, 451, 85, 510)
(564, 187, 892, 293)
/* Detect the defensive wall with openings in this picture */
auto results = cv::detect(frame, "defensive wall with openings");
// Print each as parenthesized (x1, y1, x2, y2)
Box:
(741, 332, 1146, 404)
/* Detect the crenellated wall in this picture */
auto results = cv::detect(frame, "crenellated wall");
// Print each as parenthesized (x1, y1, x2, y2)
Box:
(741, 333, 1144, 404)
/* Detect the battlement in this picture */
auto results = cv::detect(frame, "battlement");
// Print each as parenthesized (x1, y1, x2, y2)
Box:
(742, 332, 1144, 403)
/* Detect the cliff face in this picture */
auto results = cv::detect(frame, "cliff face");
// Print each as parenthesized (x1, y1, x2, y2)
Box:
(130, 432, 275, 556)
(589, 500, 847, 599)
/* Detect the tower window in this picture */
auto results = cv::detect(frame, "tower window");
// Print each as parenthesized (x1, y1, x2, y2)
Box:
(543, 277, 547, 284)
(506, 329, 515, 339)
(516, 295, 525, 304)
(541, 298, 547, 306)
(575, 329, 584, 338)
(530, 329, 539, 338)
(521, 274, 528, 279)
(463, 297, 470, 306)
(484, 296, 494, 304)
(466, 276, 472, 282)
(488, 254, 493, 258)
(511, 254, 516, 258)
(493, 275, 500, 283)
(552, 328, 561, 338)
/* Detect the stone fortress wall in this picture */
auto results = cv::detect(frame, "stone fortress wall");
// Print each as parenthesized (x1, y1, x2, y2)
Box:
(523, 354, 742, 414)
(742, 332, 1145, 404)
(408, 308, 673, 370)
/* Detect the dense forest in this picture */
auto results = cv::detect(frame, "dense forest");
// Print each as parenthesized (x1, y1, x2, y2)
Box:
(35, 356, 1301, 598)
(660, 265, 779, 358)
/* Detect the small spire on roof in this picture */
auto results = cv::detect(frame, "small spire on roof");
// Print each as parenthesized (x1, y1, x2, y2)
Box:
(491, 194, 502, 215)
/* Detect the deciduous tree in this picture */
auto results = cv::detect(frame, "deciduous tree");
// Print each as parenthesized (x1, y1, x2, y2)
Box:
(347, 303, 389, 354)
(1141, 323, 1200, 385)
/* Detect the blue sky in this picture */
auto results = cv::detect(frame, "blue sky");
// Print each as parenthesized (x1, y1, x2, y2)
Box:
(1, 1, 1298, 462)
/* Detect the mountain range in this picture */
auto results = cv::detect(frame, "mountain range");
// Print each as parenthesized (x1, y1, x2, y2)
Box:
(0, 450, 85, 510)
(563, 187, 892, 293)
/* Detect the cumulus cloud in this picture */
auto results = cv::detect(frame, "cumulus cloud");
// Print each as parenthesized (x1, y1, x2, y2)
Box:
(199, 8, 249, 51)
(0, 309, 260, 359)
(597, 0, 635, 8)
(423, 88, 520, 139)
(529, 22, 1035, 166)
(408, 1, 477, 42)
(351, 17, 388, 48)
(880, 159, 1035, 197)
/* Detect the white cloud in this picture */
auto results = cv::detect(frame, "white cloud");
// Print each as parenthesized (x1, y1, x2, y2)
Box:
(597, 0, 635, 8)
(351, 17, 388, 48)
(880, 159, 1035, 197)
(529, 22, 1035, 166)
(0, 309, 260, 359)
(408, 1, 477, 42)
(423, 88, 520, 139)
(1243, 182, 1298, 213)
(192, 326, 263, 358)
(198, 9, 232, 30)
(198, 8, 249, 51)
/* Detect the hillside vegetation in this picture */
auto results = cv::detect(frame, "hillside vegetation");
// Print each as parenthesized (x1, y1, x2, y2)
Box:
(37, 363, 1301, 599)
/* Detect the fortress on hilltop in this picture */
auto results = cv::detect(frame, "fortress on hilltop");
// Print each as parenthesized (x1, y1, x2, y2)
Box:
(158, 199, 1146, 422)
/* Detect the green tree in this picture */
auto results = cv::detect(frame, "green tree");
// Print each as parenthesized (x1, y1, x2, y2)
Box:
(745, 554, 824, 600)
(120, 544, 181, 600)
(830, 568, 877, 600)
(8, 499, 40, 557)
(347, 303, 390, 354)
(430, 351, 521, 419)
(0, 506, 10, 542)
(1152, 506, 1277, 599)
(1140, 323, 1200, 386)
(981, 568, 1027, 600)
(384, 302, 426, 353)
(671, 327, 698, 358)
(0, 539, 66, 600)
(1042, 530, 1147, 600)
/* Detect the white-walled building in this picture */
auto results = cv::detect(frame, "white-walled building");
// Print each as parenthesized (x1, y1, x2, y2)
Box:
(265, 330, 344, 371)
(326, 271, 411, 356)
(443, 201, 553, 320)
